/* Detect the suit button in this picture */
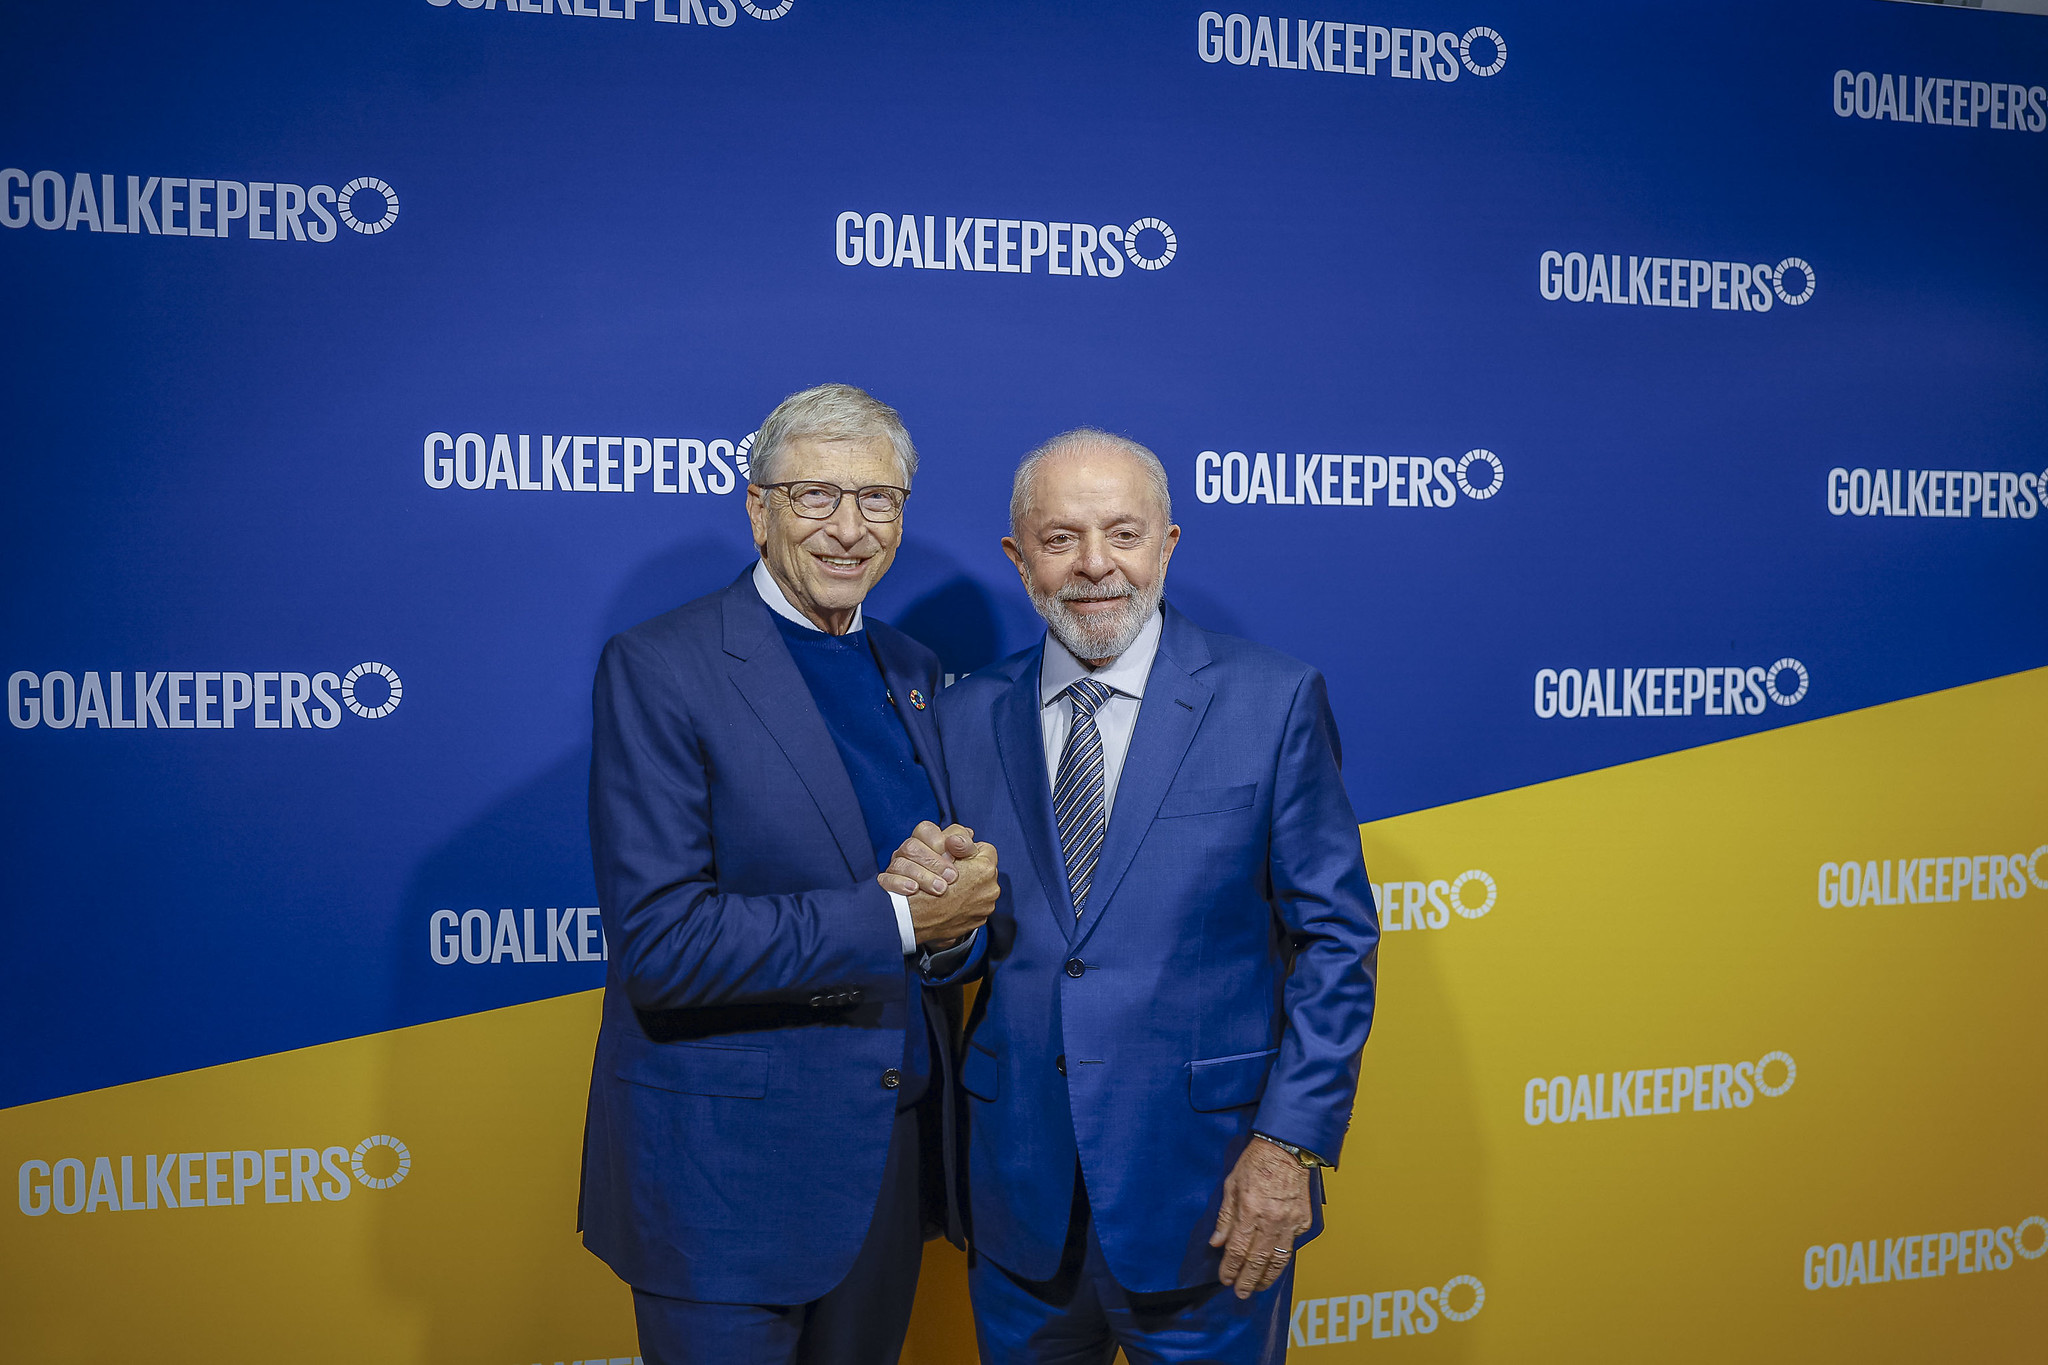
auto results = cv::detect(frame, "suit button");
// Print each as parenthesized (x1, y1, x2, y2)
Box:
(881, 1068, 902, 1090)
(848, 989, 863, 1004)
(809, 995, 825, 1008)
(1065, 958, 1085, 978)
(1056, 1055, 1067, 1076)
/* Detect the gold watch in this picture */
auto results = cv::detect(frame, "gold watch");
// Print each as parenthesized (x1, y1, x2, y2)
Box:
(1252, 1132, 1327, 1169)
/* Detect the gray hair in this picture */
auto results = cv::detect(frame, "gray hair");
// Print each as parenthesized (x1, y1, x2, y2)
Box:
(1010, 428, 1173, 535)
(750, 383, 918, 487)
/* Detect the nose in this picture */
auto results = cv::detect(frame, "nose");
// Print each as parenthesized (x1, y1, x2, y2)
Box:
(1074, 533, 1116, 580)
(820, 495, 869, 547)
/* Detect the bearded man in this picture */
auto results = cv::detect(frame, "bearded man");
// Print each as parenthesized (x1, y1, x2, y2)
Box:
(882, 428, 1379, 1363)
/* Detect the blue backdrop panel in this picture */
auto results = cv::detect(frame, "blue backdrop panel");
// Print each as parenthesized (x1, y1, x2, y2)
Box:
(2, 0, 2044, 1121)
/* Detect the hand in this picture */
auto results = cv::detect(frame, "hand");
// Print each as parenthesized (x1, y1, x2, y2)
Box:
(881, 824, 998, 949)
(1209, 1138, 1313, 1300)
(877, 821, 974, 898)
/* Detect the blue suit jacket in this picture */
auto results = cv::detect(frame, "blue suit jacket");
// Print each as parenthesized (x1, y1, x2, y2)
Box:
(937, 604, 1378, 1294)
(579, 570, 982, 1305)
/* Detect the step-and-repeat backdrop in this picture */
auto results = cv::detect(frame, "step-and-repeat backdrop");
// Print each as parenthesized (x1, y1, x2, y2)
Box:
(4, 1, 2045, 1360)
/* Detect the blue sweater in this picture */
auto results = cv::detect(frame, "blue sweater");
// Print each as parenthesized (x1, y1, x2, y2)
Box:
(773, 613, 941, 1104)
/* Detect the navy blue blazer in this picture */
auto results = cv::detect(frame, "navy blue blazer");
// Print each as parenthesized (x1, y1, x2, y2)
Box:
(937, 604, 1379, 1294)
(578, 570, 979, 1305)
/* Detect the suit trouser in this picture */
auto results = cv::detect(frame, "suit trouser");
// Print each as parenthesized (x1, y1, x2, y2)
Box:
(969, 1170, 1293, 1365)
(632, 1102, 925, 1365)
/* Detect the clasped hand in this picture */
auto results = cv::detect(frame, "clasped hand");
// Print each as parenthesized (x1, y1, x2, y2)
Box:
(877, 820, 998, 950)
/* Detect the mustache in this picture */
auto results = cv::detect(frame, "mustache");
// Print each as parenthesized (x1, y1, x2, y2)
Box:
(1054, 581, 1133, 602)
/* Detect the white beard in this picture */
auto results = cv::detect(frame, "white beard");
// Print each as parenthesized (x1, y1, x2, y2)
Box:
(1028, 574, 1162, 662)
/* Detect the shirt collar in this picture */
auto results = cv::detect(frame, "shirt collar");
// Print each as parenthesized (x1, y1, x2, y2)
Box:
(753, 558, 864, 635)
(1039, 605, 1163, 707)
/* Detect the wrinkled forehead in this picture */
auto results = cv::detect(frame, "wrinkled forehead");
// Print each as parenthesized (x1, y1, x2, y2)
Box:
(777, 435, 905, 486)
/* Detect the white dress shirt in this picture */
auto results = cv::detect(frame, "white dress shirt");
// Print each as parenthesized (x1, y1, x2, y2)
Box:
(752, 561, 918, 955)
(1037, 607, 1164, 815)
(753, 557, 863, 634)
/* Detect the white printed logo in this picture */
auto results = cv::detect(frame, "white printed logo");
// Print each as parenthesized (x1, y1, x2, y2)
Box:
(8, 666, 402, 730)
(1194, 449, 1502, 507)
(1, 169, 394, 242)
(1525, 1052, 1794, 1126)
(423, 431, 744, 494)
(430, 907, 608, 964)
(18, 1138, 411, 1216)
(1803, 1217, 2045, 1291)
(1291, 1275, 1484, 1348)
(1532, 662, 1806, 718)
(1539, 251, 1813, 310)
(1827, 466, 2042, 520)
(835, 212, 1173, 276)
(1817, 848, 2041, 907)
(334, 177, 399, 234)
(427, 0, 789, 23)
(340, 662, 404, 719)
(1376, 871, 1496, 932)
(1199, 14, 1505, 81)
(1833, 71, 2045, 131)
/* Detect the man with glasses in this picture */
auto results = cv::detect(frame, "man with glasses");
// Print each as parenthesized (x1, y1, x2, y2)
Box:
(578, 383, 999, 1364)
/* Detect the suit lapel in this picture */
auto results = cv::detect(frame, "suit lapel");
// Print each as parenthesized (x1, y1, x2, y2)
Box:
(721, 575, 877, 879)
(1070, 607, 1214, 954)
(992, 641, 1078, 941)
(870, 624, 952, 824)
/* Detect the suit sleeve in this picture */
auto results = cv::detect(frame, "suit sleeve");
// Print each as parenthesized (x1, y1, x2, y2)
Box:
(589, 631, 904, 1013)
(1251, 667, 1380, 1165)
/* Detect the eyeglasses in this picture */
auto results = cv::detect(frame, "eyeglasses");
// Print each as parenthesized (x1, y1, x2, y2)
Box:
(757, 481, 910, 523)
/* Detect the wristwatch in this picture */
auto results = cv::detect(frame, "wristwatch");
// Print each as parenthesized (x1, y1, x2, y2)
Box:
(1252, 1131, 1329, 1169)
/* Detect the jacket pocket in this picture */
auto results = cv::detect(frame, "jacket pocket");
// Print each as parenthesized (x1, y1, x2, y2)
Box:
(961, 1040, 999, 1101)
(1157, 783, 1256, 818)
(615, 1040, 769, 1099)
(1188, 1048, 1279, 1112)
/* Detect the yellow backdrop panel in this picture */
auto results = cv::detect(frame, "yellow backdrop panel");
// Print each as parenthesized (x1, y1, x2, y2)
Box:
(4, 668, 2043, 1362)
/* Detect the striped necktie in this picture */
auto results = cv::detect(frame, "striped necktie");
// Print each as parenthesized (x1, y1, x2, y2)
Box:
(1053, 677, 1115, 918)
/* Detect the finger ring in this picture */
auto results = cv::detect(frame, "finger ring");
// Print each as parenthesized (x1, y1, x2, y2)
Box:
(1273, 1246, 1292, 1256)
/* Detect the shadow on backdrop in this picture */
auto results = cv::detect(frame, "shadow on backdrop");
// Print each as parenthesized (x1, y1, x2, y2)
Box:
(366, 530, 1033, 1350)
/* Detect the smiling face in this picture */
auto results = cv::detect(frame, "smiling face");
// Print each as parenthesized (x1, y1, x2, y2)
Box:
(746, 435, 906, 635)
(1003, 442, 1179, 665)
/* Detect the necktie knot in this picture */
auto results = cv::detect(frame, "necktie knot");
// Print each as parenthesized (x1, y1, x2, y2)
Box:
(1065, 677, 1114, 718)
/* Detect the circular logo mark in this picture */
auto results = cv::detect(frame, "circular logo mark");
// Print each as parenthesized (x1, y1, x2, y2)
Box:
(1772, 257, 1816, 306)
(1123, 218, 1177, 270)
(1755, 1051, 1797, 1098)
(1439, 1275, 1486, 1322)
(351, 1135, 412, 1190)
(1448, 870, 1497, 920)
(739, 0, 793, 16)
(1455, 449, 1505, 500)
(2028, 845, 2048, 892)
(1764, 658, 1809, 707)
(736, 430, 757, 481)
(2016, 1216, 2048, 1261)
(341, 662, 403, 719)
(1459, 27, 1507, 77)
(336, 178, 400, 235)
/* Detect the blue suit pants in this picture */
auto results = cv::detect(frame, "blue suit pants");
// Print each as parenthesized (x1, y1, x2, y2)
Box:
(969, 1171, 1292, 1365)
(632, 1104, 924, 1365)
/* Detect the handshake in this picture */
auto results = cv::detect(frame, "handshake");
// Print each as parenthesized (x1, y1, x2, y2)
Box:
(877, 821, 1000, 952)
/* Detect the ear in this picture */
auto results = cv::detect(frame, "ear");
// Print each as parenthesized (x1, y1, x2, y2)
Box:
(1000, 535, 1030, 586)
(1158, 523, 1181, 573)
(746, 485, 770, 551)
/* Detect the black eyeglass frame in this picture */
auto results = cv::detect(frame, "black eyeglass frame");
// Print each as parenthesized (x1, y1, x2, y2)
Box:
(754, 480, 912, 523)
